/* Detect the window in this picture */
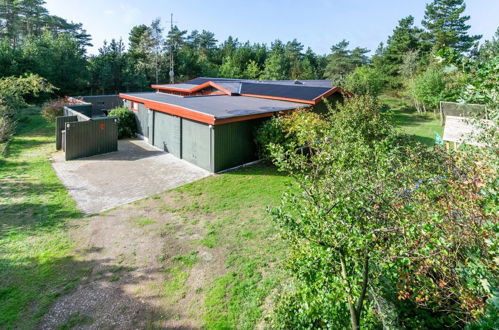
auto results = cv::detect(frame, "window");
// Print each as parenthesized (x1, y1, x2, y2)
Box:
(130, 101, 139, 112)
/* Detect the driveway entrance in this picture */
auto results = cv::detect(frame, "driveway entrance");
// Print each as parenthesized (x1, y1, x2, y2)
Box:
(51, 139, 210, 214)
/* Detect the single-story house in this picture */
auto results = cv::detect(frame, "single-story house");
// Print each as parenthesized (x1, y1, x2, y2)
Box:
(119, 77, 350, 172)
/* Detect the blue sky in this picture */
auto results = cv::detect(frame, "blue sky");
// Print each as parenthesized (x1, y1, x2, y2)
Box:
(45, 0, 499, 55)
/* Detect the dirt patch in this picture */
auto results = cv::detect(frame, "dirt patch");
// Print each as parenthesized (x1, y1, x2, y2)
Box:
(40, 193, 227, 329)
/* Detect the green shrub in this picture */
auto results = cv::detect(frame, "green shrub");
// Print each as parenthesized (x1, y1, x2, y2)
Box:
(41, 100, 64, 121)
(41, 97, 83, 122)
(267, 96, 497, 328)
(108, 107, 137, 139)
(343, 66, 385, 97)
(255, 109, 326, 160)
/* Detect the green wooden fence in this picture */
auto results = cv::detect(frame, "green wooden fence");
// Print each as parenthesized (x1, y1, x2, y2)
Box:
(63, 117, 118, 160)
(56, 104, 118, 160)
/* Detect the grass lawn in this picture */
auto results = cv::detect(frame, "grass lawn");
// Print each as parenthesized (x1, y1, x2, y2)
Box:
(183, 166, 291, 329)
(381, 94, 443, 145)
(146, 165, 292, 328)
(0, 108, 86, 329)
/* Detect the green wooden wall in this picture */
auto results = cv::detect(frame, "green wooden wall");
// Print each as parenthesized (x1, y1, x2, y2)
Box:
(153, 111, 181, 157)
(55, 115, 77, 150)
(64, 117, 118, 160)
(181, 119, 212, 171)
(212, 118, 264, 172)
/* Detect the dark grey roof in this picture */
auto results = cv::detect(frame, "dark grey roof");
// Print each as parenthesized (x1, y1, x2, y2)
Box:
(215, 82, 242, 93)
(240, 82, 330, 100)
(184, 77, 334, 100)
(153, 83, 198, 90)
(259, 80, 333, 88)
(121, 92, 310, 119)
(187, 77, 333, 88)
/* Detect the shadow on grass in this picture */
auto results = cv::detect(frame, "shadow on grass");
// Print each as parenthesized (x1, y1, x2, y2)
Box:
(220, 162, 287, 177)
(3, 136, 51, 158)
(0, 254, 170, 329)
(411, 135, 436, 146)
(0, 158, 29, 173)
(0, 181, 66, 200)
(0, 199, 83, 239)
(390, 107, 438, 128)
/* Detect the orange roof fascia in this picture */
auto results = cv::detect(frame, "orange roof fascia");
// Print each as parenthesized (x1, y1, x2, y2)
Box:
(312, 86, 354, 102)
(239, 93, 316, 105)
(119, 93, 216, 125)
(151, 81, 233, 96)
(214, 106, 313, 125)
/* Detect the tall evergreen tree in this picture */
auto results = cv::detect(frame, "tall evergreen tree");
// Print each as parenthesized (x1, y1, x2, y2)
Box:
(261, 52, 287, 80)
(218, 56, 241, 78)
(422, 0, 481, 54)
(382, 16, 427, 76)
(323, 40, 369, 80)
(244, 59, 260, 79)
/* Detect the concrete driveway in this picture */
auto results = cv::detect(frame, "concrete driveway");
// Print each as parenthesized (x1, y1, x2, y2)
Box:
(51, 139, 210, 214)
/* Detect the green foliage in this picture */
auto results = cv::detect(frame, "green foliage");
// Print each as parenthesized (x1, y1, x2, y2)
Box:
(407, 63, 468, 113)
(88, 39, 139, 95)
(373, 16, 429, 86)
(265, 96, 497, 329)
(407, 66, 446, 112)
(343, 66, 385, 97)
(422, 0, 481, 54)
(219, 56, 241, 78)
(477, 27, 499, 62)
(323, 40, 369, 80)
(244, 60, 261, 79)
(108, 107, 137, 139)
(22, 32, 88, 95)
(460, 56, 499, 110)
(0, 0, 91, 47)
(0, 74, 54, 114)
(261, 52, 288, 80)
(255, 110, 327, 160)
(41, 97, 83, 122)
(0, 74, 54, 142)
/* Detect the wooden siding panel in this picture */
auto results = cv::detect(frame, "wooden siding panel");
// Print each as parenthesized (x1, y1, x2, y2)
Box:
(55, 116, 77, 150)
(137, 103, 149, 137)
(153, 111, 181, 157)
(213, 118, 264, 172)
(181, 119, 211, 171)
(64, 117, 118, 160)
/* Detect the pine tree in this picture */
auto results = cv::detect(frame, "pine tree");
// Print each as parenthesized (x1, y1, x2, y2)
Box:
(323, 40, 369, 80)
(244, 60, 260, 79)
(422, 0, 481, 54)
(383, 16, 427, 75)
(218, 56, 240, 78)
(261, 52, 287, 80)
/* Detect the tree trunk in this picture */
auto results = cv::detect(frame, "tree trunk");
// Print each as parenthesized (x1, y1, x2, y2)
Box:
(339, 252, 360, 330)
(339, 251, 369, 330)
